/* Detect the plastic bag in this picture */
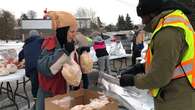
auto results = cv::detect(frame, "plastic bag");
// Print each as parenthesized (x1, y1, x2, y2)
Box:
(109, 42, 126, 56)
(61, 51, 82, 86)
(0, 49, 18, 75)
(0, 49, 17, 63)
(6, 64, 17, 73)
(80, 51, 93, 74)
(0, 63, 9, 76)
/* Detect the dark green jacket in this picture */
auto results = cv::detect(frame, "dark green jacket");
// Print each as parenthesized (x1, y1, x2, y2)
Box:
(134, 10, 195, 110)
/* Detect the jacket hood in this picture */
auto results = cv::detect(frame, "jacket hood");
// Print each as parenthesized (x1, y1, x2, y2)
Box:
(160, 1, 192, 16)
(144, 10, 174, 33)
(29, 30, 39, 37)
(24, 36, 39, 44)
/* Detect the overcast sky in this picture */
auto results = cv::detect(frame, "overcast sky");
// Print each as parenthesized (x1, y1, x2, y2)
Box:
(0, 0, 141, 25)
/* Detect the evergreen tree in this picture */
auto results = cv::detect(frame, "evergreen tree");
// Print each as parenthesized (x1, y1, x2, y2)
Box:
(105, 24, 117, 32)
(126, 14, 134, 30)
(117, 15, 128, 30)
(121, 15, 127, 30)
(116, 15, 121, 30)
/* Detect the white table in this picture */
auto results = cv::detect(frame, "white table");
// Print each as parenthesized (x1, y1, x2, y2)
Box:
(92, 54, 131, 63)
(109, 54, 131, 60)
(0, 69, 30, 110)
(92, 54, 132, 75)
(0, 69, 25, 82)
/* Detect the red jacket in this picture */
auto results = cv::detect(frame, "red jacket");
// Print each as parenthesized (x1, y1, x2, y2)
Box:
(38, 36, 67, 95)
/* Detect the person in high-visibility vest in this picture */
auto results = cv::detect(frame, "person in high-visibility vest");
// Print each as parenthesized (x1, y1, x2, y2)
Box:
(119, 0, 195, 110)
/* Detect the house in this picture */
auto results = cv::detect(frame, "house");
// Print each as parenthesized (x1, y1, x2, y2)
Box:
(16, 18, 91, 40)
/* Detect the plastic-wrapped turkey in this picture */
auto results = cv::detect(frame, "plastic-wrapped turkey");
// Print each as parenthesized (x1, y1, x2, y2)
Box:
(0, 63, 9, 75)
(80, 51, 93, 74)
(61, 51, 82, 86)
(6, 63, 18, 73)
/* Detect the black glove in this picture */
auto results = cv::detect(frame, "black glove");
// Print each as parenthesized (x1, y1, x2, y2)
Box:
(120, 74, 134, 87)
(120, 63, 145, 76)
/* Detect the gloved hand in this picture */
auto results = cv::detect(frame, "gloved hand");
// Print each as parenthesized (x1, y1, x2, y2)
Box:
(77, 46, 90, 55)
(120, 63, 145, 76)
(119, 74, 134, 87)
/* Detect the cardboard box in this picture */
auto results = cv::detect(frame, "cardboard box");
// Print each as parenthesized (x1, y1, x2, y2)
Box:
(45, 89, 118, 110)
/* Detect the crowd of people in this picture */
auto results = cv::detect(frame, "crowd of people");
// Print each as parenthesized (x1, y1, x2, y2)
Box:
(15, 0, 195, 110)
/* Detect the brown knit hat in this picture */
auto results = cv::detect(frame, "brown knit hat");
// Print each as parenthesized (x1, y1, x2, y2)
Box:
(46, 11, 77, 30)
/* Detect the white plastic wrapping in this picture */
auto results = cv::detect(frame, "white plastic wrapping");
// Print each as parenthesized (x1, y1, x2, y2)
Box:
(100, 73, 154, 110)
(0, 49, 17, 62)
(108, 41, 126, 56)
(70, 94, 110, 110)
(0, 49, 18, 75)
(6, 64, 18, 73)
(61, 51, 82, 86)
(0, 63, 9, 76)
(80, 51, 93, 74)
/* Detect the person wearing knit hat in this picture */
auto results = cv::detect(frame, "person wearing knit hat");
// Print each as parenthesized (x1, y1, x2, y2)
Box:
(28, 30, 40, 38)
(36, 11, 82, 110)
(120, 0, 195, 110)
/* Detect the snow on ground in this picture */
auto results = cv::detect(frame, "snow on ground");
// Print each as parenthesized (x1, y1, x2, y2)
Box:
(0, 41, 24, 54)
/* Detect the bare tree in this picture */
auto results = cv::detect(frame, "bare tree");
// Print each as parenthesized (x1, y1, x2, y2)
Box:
(97, 17, 103, 28)
(76, 8, 97, 22)
(88, 8, 96, 23)
(76, 7, 99, 30)
(76, 8, 88, 17)
(0, 10, 16, 40)
(27, 10, 37, 19)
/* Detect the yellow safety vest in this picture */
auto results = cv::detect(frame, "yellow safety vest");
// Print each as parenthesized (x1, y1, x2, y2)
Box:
(145, 10, 195, 97)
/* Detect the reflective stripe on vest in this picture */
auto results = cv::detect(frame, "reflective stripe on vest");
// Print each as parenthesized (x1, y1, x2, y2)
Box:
(146, 10, 195, 97)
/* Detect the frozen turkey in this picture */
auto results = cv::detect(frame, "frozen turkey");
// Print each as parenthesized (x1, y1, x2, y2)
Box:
(61, 51, 82, 86)
(6, 63, 17, 73)
(80, 51, 93, 74)
(0, 64, 9, 75)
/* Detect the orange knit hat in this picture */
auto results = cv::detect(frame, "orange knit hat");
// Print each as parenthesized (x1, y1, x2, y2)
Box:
(45, 11, 77, 30)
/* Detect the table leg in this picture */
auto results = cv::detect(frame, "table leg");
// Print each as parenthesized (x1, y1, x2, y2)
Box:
(23, 77, 30, 108)
(125, 58, 128, 67)
(0, 82, 19, 110)
(0, 82, 3, 95)
(14, 78, 30, 109)
(7, 82, 19, 109)
(111, 60, 118, 73)
(111, 58, 124, 73)
(119, 59, 123, 70)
